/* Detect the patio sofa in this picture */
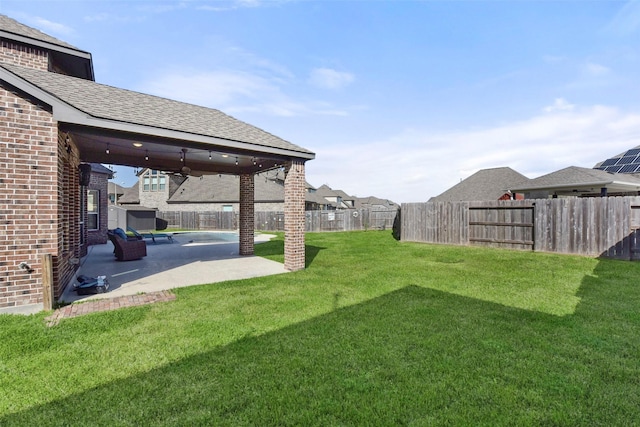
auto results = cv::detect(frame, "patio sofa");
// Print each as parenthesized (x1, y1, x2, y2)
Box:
(107, 231, 147, 261)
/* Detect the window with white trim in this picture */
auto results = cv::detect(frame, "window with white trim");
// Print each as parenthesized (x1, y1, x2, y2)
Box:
(87, 189, 99, 230)
(142, 169, 167, 192)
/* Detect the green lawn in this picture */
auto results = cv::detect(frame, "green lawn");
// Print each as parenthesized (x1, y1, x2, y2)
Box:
(1, 231, 639, 425)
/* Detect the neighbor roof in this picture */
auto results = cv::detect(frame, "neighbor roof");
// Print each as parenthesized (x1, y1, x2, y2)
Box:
(509, 166, 640, 194)
(169, 174, 287, 203)
(89, 163, 114, 177)
(593, 145, 640, 174)
(429, 167, 530, 202)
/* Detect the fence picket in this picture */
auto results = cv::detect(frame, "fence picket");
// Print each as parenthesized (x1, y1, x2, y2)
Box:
(400, 197, 640, 260)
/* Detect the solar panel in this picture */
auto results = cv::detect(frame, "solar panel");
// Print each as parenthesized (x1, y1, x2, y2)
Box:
(619, 163, 639, 173)
(620, 155, 638, 164)
(603, 165, 624, 173)
(600, 158, 619, 167)
(626, 148, 640, 156)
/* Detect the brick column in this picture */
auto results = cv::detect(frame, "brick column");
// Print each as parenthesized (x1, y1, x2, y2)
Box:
(284, 160, 306, 271)
(239, 173, 255, 256)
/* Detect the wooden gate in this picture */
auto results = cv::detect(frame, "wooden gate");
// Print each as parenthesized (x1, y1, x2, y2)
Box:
(468, 203, 535, 250)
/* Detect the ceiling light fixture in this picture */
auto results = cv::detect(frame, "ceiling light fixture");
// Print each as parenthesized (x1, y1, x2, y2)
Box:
(133, 142, 143, 148)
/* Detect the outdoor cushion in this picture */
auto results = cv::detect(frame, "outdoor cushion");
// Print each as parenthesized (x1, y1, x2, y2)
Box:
(108, 232, 147, 261)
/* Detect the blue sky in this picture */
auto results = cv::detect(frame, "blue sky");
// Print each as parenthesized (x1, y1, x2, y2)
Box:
(2, 0, 640, 203)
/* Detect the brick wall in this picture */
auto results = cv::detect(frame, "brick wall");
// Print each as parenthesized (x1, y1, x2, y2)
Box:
(52, 132, 82, 301)
(284, 160, 306, 271)
(87, 170, 110, 246)
(0, 83, 58, 310)
(0, 41, 48, 70)
(239, 173, 254, 256)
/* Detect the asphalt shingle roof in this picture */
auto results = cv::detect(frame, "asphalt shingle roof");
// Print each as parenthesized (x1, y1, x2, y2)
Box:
(510, 166, 640, 191)
(0, 14, 83, 51)
(1, 63, 313, 156)
(429, 167, 530, 202)
(168, 173, 292, 203)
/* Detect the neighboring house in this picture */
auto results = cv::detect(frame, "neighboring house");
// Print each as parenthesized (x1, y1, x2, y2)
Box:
(107, 181, 128, 205)
(0, 15, 314, 313)
(509, 166, 640, 198)
(116, 169, 325, 213)
(315, 184, 355, 209)
(114, 169, 386, 215)
(354, 196, 398, 211)
(429, 167, 529, 202)
(86, 163, 113, 246)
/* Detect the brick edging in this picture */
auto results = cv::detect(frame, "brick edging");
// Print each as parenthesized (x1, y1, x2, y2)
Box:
(45, 290, 176, 326)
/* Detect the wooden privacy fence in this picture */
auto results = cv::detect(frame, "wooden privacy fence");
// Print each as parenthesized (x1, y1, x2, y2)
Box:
(158, 208, 397, 233)
(401, 197, 640, 260)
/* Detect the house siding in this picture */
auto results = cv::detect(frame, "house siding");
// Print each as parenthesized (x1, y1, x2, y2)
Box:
(0, 83, 58, 310)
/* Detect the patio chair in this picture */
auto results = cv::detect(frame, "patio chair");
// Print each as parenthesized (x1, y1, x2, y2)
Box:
(127, 226, 174, 244)
(108, 231, 147, 261)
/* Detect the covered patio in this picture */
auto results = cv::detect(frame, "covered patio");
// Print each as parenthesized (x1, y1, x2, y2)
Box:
(60, 231, 287, 304)
(1, 15, 315, 314)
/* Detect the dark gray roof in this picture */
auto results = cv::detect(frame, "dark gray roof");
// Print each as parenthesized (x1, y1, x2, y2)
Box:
(509, 166, 640, 193)
(0, 14, 82, 51)
(315, 184, 341, 198)
(168, 172, 319, 204)
(0, 63, 314, 158)
(430, 167, 530, 202)
(117, 182, 139, 204)
(89, 163, 114, 176)
(354, 196, 398, 210)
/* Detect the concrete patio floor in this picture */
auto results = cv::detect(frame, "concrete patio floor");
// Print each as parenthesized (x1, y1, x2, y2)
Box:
(60, 231, 288, 304)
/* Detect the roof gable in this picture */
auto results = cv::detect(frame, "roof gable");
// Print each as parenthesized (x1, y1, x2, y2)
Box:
(0, 15, 81, 51)
(430, 167, 530, 202)
(0, 63, 314, 159)
(0, 15, 93, 80)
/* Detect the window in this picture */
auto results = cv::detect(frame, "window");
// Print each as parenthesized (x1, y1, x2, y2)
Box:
(87, 190, 99, 230)
(142, 169, 167, 192)
(223, 205, 234, 212)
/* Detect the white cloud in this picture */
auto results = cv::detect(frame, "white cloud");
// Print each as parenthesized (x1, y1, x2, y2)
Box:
(308, 68, 355, 90)
(138, 68, 349, 117)
(543, 98, 575, 113)
(31, 17, 73, 36)
(584, 62, 610, 76)
(306, 104, 640, 203)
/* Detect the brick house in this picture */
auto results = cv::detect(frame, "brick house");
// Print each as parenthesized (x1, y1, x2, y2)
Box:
(0, 15, 314, 314)
(116, 169, 328, 213)
(86, 163, 113, 246)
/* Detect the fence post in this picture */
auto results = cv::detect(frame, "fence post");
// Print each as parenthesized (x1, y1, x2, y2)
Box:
(42, 253, 53, 310)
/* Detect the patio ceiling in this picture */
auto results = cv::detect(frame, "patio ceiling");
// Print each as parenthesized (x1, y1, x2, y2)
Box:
(63, 125, 298, 176)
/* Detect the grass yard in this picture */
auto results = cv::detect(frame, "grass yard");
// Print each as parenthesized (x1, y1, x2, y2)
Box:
(1, 230, 639, 425)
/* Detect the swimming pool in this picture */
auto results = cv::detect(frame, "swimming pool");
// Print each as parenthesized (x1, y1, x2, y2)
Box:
(172, 231, 239, 244)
